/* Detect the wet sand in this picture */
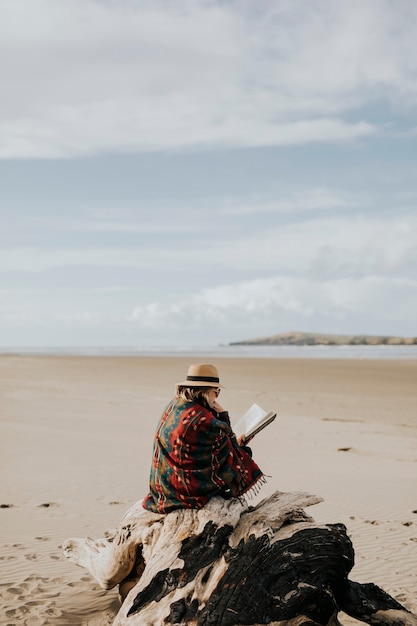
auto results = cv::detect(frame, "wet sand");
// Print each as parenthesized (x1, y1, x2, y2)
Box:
(1, 355, 416, 624)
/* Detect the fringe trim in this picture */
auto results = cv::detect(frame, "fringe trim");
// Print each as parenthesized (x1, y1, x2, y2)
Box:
(244, 475, 267, 500)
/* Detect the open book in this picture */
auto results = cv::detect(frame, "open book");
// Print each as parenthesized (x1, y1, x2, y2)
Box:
(234, 403, 277, 443)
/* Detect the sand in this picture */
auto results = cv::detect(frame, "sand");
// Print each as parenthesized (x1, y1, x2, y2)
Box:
(1, 355, 416, 625)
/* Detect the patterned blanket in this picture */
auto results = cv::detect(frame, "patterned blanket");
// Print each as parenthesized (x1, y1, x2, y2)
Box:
(143, 399, 264, 513)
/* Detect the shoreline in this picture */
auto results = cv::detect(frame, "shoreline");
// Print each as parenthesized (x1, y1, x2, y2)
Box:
(1, 343, 417, 360)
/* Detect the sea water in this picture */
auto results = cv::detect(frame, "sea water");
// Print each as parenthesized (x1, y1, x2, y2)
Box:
(1, 344, 416, 359)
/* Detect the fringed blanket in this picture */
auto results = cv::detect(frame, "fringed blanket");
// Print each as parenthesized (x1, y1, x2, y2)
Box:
(143, 399, 264, 513)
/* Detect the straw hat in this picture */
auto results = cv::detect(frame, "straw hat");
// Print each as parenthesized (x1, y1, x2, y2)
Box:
(176, 363, 226, 388)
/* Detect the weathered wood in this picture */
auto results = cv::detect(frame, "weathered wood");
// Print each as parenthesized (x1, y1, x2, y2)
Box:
(63, 491, 417, 626)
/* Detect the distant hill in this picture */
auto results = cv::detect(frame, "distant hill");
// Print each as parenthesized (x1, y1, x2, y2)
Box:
(230, 331, 417, 346)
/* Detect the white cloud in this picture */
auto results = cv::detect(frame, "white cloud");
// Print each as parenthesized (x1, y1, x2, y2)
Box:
(128, 275, 417, 334)
(195, 213, 417, 282)
(0, 0, 416, 157)
(1, 273, 416, 345)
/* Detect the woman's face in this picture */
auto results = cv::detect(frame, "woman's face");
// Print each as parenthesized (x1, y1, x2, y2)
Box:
(207, 387, 220, 407)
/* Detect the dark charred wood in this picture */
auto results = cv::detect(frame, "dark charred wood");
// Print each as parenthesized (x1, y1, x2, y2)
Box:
(336, 580, 409, 622)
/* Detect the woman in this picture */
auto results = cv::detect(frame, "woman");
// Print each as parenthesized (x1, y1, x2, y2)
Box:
(142, 363, 264, 514)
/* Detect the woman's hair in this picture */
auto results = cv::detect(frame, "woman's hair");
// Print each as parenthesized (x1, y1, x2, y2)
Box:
(176, 385, 214, 409)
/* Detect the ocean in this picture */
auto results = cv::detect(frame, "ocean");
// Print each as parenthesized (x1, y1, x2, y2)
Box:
(1, 344, 416, 359)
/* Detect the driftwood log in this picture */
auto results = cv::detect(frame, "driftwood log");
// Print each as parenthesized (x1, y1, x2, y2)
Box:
(63, 491, 417, 626)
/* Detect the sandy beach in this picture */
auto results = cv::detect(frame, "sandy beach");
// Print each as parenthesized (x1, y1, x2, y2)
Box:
(1, 355, 416, 625)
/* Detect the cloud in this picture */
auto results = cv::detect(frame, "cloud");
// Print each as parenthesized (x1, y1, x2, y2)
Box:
(226, 187, 361, 215)
(204, 213, 417, 281)
(0, 0, 416, 158)
(128, 275, 417, 335)
(2, 274, 416, 342)
(11, 215, 200, 236)
(1, 213, 416, 277)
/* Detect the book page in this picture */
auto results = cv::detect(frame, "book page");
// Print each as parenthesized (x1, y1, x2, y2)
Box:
(234, 403, 272, 440)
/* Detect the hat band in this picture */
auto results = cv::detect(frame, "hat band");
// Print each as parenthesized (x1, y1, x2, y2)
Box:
(186, 375, 219, 383)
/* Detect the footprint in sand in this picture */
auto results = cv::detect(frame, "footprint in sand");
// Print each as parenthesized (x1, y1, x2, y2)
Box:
(7, 601, 63, 622)
(17, 576, 57, 596)
(44, 604, 62, 617)
(49, 576, 67, 584)
(6, 605, 30, 618)
(25, 553, 38, 560)
(35, 536, 50, 541)
(0, 554, 17, 560)
(68, 580, 83, 587)
(24, 616, 43, 626)
(38, 502, 60, 508)
(68, 578, 92, 588)
(24, 574, 41, 582)
(22, 600, 44, 607)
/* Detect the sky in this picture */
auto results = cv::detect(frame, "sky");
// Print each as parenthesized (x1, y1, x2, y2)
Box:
(1, 0, 416, 348)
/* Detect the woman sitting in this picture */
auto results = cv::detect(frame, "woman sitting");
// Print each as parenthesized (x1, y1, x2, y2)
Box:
(142, 363, 264, 514)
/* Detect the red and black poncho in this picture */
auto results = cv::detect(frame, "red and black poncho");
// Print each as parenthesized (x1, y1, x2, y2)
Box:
(143, 399, 264, 514)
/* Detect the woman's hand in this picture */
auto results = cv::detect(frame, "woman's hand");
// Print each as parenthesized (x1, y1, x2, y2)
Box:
(238, 434, 253, 446)
(211, 399, 226, 414)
